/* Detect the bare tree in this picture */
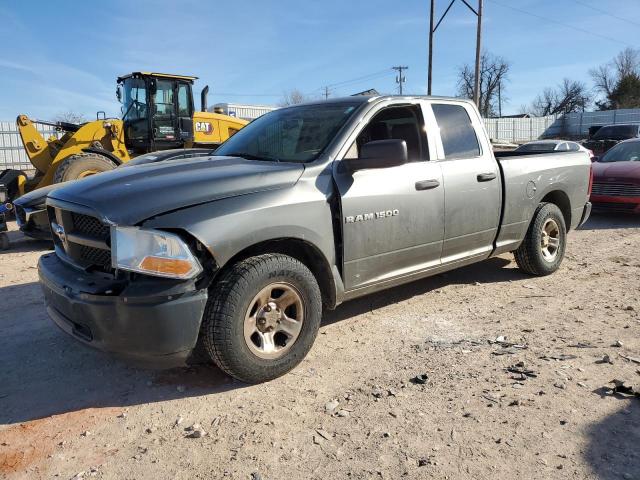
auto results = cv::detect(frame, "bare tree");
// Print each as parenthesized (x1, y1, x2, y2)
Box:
(457, 52, 510, 117)
(279, 89, 310, 107)
(530, 79, 591, 116)
(590, 47, 640, 109)
(517, 104, 531, 116)
(55, 111, 87, 124)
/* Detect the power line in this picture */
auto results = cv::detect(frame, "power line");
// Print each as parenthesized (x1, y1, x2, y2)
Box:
(325, 69, 394, 88)
(213, 68, 397, 100)
(487, 0, 632, 47)
(571, 0, 640, 29)
(214, 92, 280, 97)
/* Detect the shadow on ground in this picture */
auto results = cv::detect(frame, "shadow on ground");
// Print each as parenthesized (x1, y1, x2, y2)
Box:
(585, 398, 640, 479)
(0, 256, 524, 424)
(325, 256, 523, 325)
(0, 227, 52, 254)
(580, 211, 639, 231)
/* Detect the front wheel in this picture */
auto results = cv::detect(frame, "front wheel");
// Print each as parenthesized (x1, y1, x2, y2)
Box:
(514, 202, 567, 276)
(53, 153, 117, 183)
(202, 254, 322, 383)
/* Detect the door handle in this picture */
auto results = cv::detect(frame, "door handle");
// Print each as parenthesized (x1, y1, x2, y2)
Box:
(477, 172, 497, 182)
(415, 179, 440, 190)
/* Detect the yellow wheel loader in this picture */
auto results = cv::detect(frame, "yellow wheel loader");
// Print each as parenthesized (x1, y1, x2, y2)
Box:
(1, 72, 248, 201)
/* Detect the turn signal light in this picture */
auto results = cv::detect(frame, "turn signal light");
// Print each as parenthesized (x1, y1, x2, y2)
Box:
(139, 256, 195, 277)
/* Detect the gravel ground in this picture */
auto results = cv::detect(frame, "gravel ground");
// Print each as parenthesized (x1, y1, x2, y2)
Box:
(1, 213, 639, 480)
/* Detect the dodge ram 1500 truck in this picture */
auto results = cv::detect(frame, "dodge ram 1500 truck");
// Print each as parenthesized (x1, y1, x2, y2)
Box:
(39, 96, 593, 383)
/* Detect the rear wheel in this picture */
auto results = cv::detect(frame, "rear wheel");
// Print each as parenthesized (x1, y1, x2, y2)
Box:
(202, 254, 322, 383)
(53, 153, 117, 183)
(514, 202, 567, 276)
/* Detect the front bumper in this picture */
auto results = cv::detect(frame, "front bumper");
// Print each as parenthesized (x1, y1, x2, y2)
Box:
(590, 195, 640, 214)
(38, 253, 208, 367)
(15, 204, 52, 240)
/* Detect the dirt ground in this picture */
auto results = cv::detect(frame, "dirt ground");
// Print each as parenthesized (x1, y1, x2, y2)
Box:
(1, 213, 639, 480)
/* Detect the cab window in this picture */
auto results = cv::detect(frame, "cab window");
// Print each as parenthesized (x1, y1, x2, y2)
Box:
(431, 103, 481, 160)
(154, 80, 175, 115)
(177, 84, 191, 116)
(347, 105, 428, 162)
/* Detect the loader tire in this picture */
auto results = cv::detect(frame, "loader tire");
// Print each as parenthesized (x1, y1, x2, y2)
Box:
(53, 153, 117, 183)
(201, 254, 322, 384)
(514, 202, 566, 276)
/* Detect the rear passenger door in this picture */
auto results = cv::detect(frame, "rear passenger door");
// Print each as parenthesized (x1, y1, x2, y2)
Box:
(429, 101, 501, 263)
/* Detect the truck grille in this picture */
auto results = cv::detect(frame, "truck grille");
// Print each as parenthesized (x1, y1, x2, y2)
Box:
(591, 182, 640, 197)
(71, 212, 111, 238)
(48, 206, 113, 272)
(592, 202, 638, 211)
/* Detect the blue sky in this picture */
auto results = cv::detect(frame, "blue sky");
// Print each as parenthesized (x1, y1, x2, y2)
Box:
(0, 0, 638, 120)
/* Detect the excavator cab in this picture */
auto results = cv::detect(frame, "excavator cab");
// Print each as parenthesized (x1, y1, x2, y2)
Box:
(117, 72, 196, 154)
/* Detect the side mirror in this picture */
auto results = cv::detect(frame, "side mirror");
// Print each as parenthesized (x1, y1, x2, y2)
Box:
(592, 156, 599, 162)
(348, 139, 408, 171)
(116, 85, 122, 102)
(179, 117, 194, 140)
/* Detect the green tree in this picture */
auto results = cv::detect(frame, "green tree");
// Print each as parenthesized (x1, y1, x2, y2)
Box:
(607, 73, 640, 109)
(590, 48, 640, 110)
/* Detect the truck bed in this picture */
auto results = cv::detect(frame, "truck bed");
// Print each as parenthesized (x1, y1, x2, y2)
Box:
(493, 150, 591, 255)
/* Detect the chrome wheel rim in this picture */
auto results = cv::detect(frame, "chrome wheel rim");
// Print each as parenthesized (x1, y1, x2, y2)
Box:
(243, 282, 305, 360)
(540, 218, 560, 262)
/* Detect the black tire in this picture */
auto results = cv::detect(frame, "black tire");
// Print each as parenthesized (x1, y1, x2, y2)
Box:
(0, 233, 9, 250)
(202, 254, 322, 383)
(53, 153, 117, 183)
(514, 202, 567, 276)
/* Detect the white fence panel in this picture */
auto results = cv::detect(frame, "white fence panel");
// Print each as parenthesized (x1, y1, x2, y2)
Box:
(0, 121, 59, 171)
(484, 108, 640, 143)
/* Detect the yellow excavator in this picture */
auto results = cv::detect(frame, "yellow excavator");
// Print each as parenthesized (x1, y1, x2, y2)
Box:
(2, 72, 248, 201)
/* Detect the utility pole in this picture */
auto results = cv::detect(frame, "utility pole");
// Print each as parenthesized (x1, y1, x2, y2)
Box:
(428, 0, 435, 95)
(473, 0, 483, 108)
(393, 66, 408, 95)
(322, 86, 330, 100)
(427, 0, 483, 105)
(498, 80, 502, 117)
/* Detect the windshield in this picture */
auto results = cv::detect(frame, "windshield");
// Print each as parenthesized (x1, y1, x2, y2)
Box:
(215, 102, 361, 163)
(120, 78, 148, 121)
(515, 142, 557, 152)
(592, 125, 639, 141)
(599, 141, 640, 163)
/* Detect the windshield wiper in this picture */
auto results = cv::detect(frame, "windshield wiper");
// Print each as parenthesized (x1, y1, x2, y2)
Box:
(224, 152, 281, 162)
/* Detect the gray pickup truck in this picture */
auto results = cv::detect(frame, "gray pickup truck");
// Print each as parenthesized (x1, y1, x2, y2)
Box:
(39, 96, 592, 383)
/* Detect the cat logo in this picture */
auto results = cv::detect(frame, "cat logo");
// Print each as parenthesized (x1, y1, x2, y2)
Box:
(195, 122, 214, 134)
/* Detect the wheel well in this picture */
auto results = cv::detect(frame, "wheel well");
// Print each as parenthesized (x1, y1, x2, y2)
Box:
(219, 238, 337, 309)
(81, 148, 123, 165)
(541, 190, 571, 228)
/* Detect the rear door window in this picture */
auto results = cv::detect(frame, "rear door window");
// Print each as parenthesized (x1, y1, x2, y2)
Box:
(431, 103, 481, 160)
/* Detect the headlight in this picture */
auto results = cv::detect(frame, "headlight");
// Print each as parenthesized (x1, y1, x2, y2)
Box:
(111, 226, 203, 279)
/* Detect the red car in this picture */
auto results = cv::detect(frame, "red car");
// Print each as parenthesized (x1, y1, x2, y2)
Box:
(591, 138, 640, 213)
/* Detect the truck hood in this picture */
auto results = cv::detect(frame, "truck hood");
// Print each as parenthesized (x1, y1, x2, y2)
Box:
(48, 156, 304, 225)
(592, 161, 640, 182)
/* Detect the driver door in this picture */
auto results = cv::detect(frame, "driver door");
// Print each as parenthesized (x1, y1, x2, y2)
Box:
(333, 103, 445, 291)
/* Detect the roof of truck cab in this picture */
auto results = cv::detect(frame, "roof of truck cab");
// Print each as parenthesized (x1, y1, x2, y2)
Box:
(117, 72, 198, 82)
(294, 95, 476, 107)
